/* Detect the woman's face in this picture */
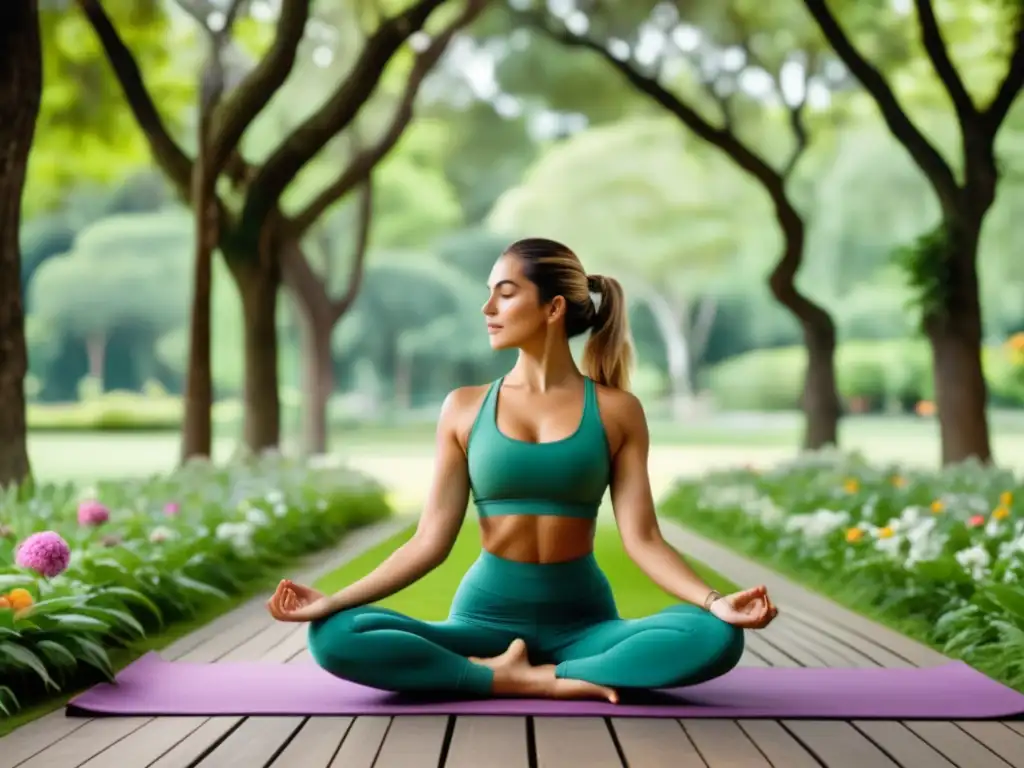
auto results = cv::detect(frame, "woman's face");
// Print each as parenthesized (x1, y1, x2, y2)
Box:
(482, 254, 562, 350)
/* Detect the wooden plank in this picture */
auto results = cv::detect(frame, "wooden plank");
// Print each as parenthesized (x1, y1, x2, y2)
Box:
(327, 716, 390, 768)
(681, 720, 772, 766)
(266, 717, 352, 767)
(660, 523, 949, 666)
(782, 721, 900, 768)
(533, 717, 622, 768)
(780, 607, 914, 668)
(610, 718, 706, 767)
(445, 717, 529, 768)
(374, 716, 449, 768)
(774, 619, 877, 668)
(852, 722, 957, 767)
(736, 721, 823, 768)
(901, 721, 1017, 767)
(953, 722, 1024, 768)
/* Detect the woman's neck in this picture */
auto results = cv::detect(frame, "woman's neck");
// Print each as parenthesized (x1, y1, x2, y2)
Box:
(510, 334, 581, 393)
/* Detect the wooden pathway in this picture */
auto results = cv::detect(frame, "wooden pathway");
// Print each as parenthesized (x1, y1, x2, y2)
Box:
(2, 518, 1022, 768)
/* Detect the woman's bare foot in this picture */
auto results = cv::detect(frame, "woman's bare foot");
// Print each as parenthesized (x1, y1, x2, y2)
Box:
(473, 639, 618, 704)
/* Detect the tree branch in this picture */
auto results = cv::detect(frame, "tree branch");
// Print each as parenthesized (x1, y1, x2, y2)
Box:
(75, 0, 194, 196)
(524, 13, 784, 194)
(913, 0, 978, 124)
(241, 0, 450, 237)
(331, 178, 373, 322)
(801, 0, 960, 210)
(291, 0, 486, 234)
(983, 8, 1024, 135)
(207, 0, 312, 180)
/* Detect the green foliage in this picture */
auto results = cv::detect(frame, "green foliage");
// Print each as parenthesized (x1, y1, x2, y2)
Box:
(891, 223, 956, 330)
(663, 453, 1024, 691)
(0, 455, 390, 717)
(27, 2, 195, 216)
(26, 392, 185, 433)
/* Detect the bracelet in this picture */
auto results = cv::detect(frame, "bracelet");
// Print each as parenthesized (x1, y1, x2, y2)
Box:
(702, 589, 723, 611)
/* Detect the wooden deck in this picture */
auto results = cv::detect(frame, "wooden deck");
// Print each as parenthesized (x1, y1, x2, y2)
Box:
(2, 518, 1022, 768)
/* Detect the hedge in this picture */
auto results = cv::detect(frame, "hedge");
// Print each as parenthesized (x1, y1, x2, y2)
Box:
(0, 454, 391, 718)
(662, 452, 1024, 691)
(703, 339, 1023, 412)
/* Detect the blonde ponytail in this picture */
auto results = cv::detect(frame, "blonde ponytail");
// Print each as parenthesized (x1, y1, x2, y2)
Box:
(583, 274, 633, 391)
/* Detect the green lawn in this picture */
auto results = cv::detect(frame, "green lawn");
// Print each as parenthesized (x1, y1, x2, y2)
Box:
(313, 520, 740, 621)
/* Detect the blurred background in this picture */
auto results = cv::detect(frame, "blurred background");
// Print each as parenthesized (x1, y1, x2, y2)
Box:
(8, 0, 1024, 498)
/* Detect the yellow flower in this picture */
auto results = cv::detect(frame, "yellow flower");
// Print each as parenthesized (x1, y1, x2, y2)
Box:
(877, 526, 895, 539)
(930, 500, 944, 513)
(845, 527, 864, 543)
(843, 478, 860, 494)
(891, 475, 907, 488)
(1000, 491, 1013, 507)
(993, 506, 1011, 521)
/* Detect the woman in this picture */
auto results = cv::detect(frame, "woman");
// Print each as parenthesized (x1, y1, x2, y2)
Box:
(267, 237, 777, 703)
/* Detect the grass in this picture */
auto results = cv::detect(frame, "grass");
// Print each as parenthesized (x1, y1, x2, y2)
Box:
(313, 520, 741, 621)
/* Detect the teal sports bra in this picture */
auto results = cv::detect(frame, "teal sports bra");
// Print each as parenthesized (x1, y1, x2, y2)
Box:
(466, 376, 610, 520)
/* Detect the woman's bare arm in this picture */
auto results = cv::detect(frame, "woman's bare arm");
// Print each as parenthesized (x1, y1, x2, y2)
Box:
(321, 389, 473, 612)
(608, 392, 717, 608)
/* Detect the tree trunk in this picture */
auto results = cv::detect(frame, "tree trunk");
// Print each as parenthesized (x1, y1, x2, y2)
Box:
(0, 1, 41, 488)
(230, 257, 282, 453)
(768, 205, 841, 451)
(85, 333, 107, 387)
(642, 290, 695, 420)
(297, 304, 333, 456)
(925, 222, 991, 465)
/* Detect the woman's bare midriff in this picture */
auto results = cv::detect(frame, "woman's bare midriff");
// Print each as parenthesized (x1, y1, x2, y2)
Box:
(479, 515, 596, 563)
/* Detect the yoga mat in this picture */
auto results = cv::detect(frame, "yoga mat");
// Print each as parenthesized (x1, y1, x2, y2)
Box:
(67, 652, 1024, 720)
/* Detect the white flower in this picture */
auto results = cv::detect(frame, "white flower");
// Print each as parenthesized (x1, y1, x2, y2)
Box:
(149, 526, 177, 544)
(245, 508, 270, 527)
(954, 544, 992, 580)
(215, 521, 256, 554)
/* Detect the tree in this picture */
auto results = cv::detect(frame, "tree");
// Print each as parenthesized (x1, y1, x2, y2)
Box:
(490, 116, 770, 415)
(511, 1, 848, 449)
(29, 211, 193, 388)
(801, 0, 1024, 464)
(0, 2, 43, 488)
(77, 0, 483, 454)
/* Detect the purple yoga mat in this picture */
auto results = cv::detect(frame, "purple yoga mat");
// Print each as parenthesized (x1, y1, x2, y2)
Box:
(66, 652, 1024, 720)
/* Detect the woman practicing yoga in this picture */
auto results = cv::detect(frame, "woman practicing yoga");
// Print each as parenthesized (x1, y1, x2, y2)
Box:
(267, 238, 778, 703)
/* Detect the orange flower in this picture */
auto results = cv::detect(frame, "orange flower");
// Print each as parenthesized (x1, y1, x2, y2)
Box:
(877, 526, 895, 539)
(0, 596, 9, 610)
(1000, 491, 1013, 507)
(930, 500, 944, 513)
(5, 588, 32, 612)
(1007, 332, 1024, 352)
(846, 527, 864, 543)
(915, 400, 936, 417)
(891, 475, 907, 488)
(843, 478, 860, 493)
(993, 506, 1011, 521)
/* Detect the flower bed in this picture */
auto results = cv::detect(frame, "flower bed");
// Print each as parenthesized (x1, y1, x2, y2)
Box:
(0, 454, 390, 717)
(661, 450, 1024, 690)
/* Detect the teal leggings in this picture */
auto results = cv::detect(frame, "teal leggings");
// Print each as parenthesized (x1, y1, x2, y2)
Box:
(308, 550, 744, 696)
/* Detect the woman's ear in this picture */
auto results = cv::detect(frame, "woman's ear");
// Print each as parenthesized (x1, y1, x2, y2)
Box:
(547, 295, 566, 324)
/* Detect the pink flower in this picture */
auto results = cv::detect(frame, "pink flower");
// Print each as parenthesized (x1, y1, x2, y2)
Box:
(163, 502, 180, 517)
(77, 500, 110, 527)
(15, 531, 72, 578)
(967, 514, 986, 528)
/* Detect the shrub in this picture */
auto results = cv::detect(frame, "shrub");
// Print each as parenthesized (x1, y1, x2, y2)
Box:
(703, 339, 1022, 413)
(0, 454, 390, 716)
(662, 452, 1024, 690)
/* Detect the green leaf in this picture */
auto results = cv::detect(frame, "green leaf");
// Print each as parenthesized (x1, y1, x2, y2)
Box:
(65, 636, 114, 682)
(51, 613, 110, 632)
(18, 595, 88, 617)
(0, 685, 20, 717)
(0, 642, 60, 691)
(93, 585, 164, 625)
(0, 574, 37, 590)
(986, 585, 1024, 623)
(34, 639, 78, 669)
(78, 606, 146, 639)
(172, 574, 228, 600)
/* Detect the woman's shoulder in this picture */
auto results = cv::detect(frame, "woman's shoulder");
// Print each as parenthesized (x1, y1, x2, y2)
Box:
(593, 382, 648, 443)
(439, 383, 495, 445)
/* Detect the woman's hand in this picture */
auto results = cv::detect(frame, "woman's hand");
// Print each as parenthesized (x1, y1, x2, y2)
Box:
(709, 585, 778, 629)
(266, 579, 335, 623)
